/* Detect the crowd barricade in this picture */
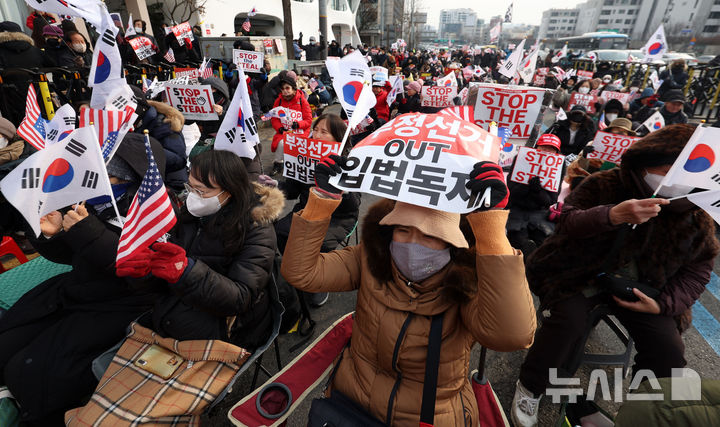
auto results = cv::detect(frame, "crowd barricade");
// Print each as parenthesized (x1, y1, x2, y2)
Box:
(569, 59, 720, 122)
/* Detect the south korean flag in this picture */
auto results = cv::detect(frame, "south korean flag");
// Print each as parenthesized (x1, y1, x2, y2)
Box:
(214, 66, 259, 159)
(0, 126, 114, 237)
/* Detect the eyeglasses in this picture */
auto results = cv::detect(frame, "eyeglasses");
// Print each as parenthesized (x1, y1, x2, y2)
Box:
(184, 182, 209, 197)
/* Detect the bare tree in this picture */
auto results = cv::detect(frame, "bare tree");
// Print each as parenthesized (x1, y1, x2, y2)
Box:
(152, 0, 208, 24)
(356, 1, 379, 34)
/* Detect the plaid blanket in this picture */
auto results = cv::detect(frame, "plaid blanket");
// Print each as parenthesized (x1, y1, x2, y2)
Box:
(65, 322, 250, 426)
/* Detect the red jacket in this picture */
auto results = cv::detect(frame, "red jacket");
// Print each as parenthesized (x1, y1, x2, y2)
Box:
(373, 81, 393, 122)
(271, 90, 312, 151)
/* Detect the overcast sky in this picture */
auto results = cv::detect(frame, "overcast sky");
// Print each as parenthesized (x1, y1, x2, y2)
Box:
(423, 0, 583, 28)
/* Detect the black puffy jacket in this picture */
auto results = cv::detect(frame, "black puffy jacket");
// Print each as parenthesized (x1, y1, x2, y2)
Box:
(0, 31, 54, 70)
(548, 118, 597, 156)
(138, 101, 188, 191)
(152, 183, 285, 349)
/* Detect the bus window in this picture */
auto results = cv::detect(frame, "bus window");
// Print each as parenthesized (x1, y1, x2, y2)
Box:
(598, 38, 614, 49)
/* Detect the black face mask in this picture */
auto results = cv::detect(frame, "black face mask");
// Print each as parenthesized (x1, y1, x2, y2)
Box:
(213, 93, 226, 105)
(570, 113, 584, 123)
(46, 38, 60, 48)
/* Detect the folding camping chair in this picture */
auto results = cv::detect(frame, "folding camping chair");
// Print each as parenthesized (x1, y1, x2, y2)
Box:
(227, 312, 354, 426)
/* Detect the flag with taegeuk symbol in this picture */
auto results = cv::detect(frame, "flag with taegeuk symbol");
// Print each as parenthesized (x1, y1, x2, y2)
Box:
(17, 83, 48, 151)
(116, 134, 176, 264)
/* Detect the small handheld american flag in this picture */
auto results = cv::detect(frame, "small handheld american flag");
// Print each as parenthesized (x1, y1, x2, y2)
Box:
(17, 84, 48, 150)
(163, 47, 176, 63)
(242, 18, 251, 33)
(116, 130, 177, 264)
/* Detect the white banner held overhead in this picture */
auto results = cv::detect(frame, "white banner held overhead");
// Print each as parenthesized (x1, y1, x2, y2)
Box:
(509, 146, 565, 192)
(473, 83, 545, 140)
(232, 49, 264, 73)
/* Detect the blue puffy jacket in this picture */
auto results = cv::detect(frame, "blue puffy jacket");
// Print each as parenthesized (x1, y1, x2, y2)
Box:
(138, 100, 188, 191)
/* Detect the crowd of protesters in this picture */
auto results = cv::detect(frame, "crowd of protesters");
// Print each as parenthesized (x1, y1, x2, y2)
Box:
(0, 10, 718, 427)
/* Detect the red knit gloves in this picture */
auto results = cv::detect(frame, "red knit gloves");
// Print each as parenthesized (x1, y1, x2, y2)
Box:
(116, 247, 153, 278)
(150, 242, 189, 284)
(465, 161, 509, 210)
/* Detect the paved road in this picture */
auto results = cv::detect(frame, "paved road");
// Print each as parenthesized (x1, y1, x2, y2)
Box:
(208, 116, 720, 426)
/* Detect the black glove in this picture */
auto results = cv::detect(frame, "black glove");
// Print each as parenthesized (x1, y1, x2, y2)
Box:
(314, 154, 345, 195)
(582, 145, 595, 156)
(529, 176, 543, 191)
(465, 161, 509, 211)
(277, 127, 285, 134)
(291, 121, 299, 130)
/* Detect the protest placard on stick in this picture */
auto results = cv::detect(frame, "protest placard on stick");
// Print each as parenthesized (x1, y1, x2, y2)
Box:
(509, 146, 565, 192)
(283, 134, 343, 184)
(586, 131, 639, 164)
(473, 83, 545, 140)
(164, 84, 218, 121)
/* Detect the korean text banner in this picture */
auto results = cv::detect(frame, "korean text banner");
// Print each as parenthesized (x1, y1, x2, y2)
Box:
(283, 135, 343, 184)
(129, 36, 157, 60)
(171, 22, 194, 46)
(328, 112, 501, 213)
(509, 146, 565, 192)
(473, 84, 545, 140)
(164, 84, 218, 121)
(587, 131, 639, 164)
(233, 49, 264, 73)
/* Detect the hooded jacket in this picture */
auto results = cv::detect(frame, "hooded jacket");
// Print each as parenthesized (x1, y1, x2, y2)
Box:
(138, 100, 188, 190)
(0, 31, 53, 70)
(281, 194, 535, 425)
(526, 124, 720, 331)
(548, 116, 597, 156)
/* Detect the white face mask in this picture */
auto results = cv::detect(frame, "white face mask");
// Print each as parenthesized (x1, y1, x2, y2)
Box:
(578, 87, 590, 94)
(0, 135, 8, 149)
(186, 191, 225, 217)
(643, 171, 694, 198)
(71, 43, 86, 53)
(606, 113, 618, 122)
(134, 27, 143, 33)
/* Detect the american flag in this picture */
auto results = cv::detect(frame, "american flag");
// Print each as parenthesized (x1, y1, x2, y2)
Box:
(163, 47, 175, 63)
(598, 111, 608, 130)
(439, 106, 474, 122)
(199, 58, 214, 79)
(116, 133, 176, 264)
(504, 2, 513, 23)
(79, 108, 127, 149)
(17, 84, 48, 150)
(242, 18, 251, 33)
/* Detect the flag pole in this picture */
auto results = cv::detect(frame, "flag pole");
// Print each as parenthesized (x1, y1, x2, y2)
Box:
(337, 124, 353, 157)
(90, 123, 124, 226)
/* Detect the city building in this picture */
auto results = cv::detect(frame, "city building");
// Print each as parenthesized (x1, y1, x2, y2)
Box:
(538, 8, 579, 40)
(439, 8, 478, 42)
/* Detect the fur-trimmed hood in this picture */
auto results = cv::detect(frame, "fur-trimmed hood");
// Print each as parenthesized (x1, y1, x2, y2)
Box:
(147, 100, 184, 132)
(251, 182, 285, 224)
(0, 31, 34, 52)
(361, 198, 478, 303)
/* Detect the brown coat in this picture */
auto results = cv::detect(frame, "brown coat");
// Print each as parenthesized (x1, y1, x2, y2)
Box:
(281, 195, 535, 426)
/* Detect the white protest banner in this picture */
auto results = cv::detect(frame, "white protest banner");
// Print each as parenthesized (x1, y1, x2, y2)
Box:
(275, 39, 284, 54)
(129, 36, 157, 60)
(600, 91, 631, 105)
(283, 134, 343, 184)
(328, 112, 501, 213)
(473, 83, 545, 140)
(509, 146, 565, 192)
(576, 70, 593, 80)
(369, 66, 388, 76)
(586, 130, 640, 164)
(171, 22, 194, 46)
(421, 86, 457, 108)
(658, 126, 720, 191)
(567, 92, 598, 114)
(164, 84, 218, 121)
(233, 49, 264, 73)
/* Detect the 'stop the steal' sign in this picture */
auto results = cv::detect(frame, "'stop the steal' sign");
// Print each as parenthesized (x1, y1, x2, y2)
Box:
(283, 134, 343, 184)
(421, 86, 458, 107)
(164, 84, 218, 121)
(328, 112, 501, 213)
(509, 146, 565, 192)
(473, 84, 545, 140)
(233, 49, 264, 73)
(567, 93, 598, 114)
(171, 22, 194, 46)
(128, 36, 156, 60)
(586, 130, 640, 164)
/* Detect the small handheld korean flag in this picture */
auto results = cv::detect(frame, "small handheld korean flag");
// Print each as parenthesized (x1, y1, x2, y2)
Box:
(551, 44, 567, 64)
(500, 39, 525, 79)
(214, 66, 259, 159)
(657, 126, 720, 192)
(25, 0, 104, 30)
(89, 9, 125, 108)
(326, 50, 376, 128)
(0, 126, 115, 237)
(686, 190, 720, 224)
(126, 13, 136, 36)
(44, 104, 76, 146)
(640, 110, 665, 132)
(518, 43, 540, 83)
(436, 71, 458, 87)
(642, 25, 668, 62)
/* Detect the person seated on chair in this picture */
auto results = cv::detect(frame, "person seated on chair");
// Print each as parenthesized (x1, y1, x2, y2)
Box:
(274, 113, 360, 307)
(281, 157, 536, 425)
(510, 124, 720, 427)
(506, 134, 564, 256)
(117, 149, 284, 348)
(0, 135, 169, 425)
